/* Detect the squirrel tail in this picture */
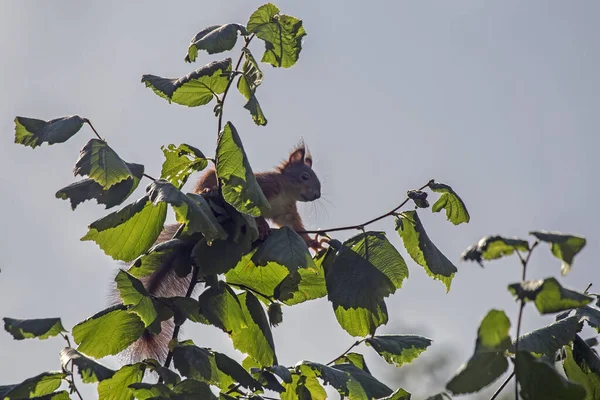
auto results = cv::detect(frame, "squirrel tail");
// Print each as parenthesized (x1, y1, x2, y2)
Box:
(114, 224, 193, 363)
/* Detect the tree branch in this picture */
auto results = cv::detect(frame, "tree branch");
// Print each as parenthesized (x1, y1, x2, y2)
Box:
(325, 339, 365, 366)
(300, 181, 432, 234)
(489, 371, 514, 400)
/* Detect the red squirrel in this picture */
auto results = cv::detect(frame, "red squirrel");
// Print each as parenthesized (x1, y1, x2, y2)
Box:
(123, 142, 322, 362)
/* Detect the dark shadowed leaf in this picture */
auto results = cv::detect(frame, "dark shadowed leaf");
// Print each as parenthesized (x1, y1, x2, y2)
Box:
(246, 3, 306, 68)
(446, 310, 511, 394)
(160, 144, 208, 189)
(508, 277, 593, 314)
(142, 59, 231, 107)
(327, 231, 408, 337)
(428, 181, 470, 225)
(511, 315, 582, 356)
(460, 235, 529, 266)
(516, 352, 585, 400)
(127, 382, 172, 400)
(146, 180, 227, 241)
(115, 270, 158, 327)
(74, 139, 133, 189)
(56, 162, 144, 210)
(81, 196, 168, 262)
(380, 388, 412, 399)
(72, 305, 145, 358)
(216, 122, 270, 216)
(197, 281, 247, 334)
(366, 335, 432, 367)
(237, 48, 267, 125)
(193, 237, 243, 276)
(142, 359, 181, 386)
(563, 336, 600, 400)
(396, 211, 457, 291)
(97, 363, 145, 400)
(425, 393, 452, 400)
(185, 23, 247, 62)
(576, 306, 600, 332)
(267, 303, 283, 327)
(14, 115, 85, 148)
(3, 317, 65, 340)
(530, 231, 586, 275)
(59, 347, 115, 383)
(231, 292, 277, 367)
(252, 227, 315, 271)
(0, 372, 65, 399)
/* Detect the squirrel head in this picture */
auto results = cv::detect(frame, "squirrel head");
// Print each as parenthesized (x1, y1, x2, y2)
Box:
(277, 141, 321, 202)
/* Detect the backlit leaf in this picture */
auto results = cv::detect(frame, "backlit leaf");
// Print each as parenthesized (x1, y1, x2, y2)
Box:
(428, 181, 470, 225)
(0, 372, 65, 399)
(3, 317, 65, 340)
(59, 347, 115, 383)
(563, 337, 600, 400)
(461, 235, 529, 266)
(185, 24, 247, 62)
(74, 139, 133, 189)
(516, 352, 585, 400)
(115, 270, 158, 327)
(142, 59, 231, 107)
(508, 277, 593, 314)
(160, 143, 208, 189)
(97, 363, 145, 400)
(396, 211, 457, 291)
(366, 335, 432, 367)
(511, 315, 582, 357)
(237, 48, 267, 125)
(530, 231, 586, 275)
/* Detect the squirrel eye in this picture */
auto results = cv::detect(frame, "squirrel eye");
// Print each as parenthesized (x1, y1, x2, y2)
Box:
(300, 172, 310, 181)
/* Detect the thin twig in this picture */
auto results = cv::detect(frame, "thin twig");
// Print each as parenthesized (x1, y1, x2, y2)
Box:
(83, 118, 104, 141)
(217, 34, 255, 136)
(143, 173, 156, 181)
(300, 181, 432, 234)
(161, 264, 200, 373)
(512, 241, 538, 399)
(325, 339, 365, 366)
(228, 282, 274, 303)
(490, 371, 514, 400)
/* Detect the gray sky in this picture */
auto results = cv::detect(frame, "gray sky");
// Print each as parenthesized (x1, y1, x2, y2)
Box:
(1, 1, 599, 399)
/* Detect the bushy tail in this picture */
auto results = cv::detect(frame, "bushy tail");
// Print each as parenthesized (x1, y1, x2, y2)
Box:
(113, 224, 193, 363)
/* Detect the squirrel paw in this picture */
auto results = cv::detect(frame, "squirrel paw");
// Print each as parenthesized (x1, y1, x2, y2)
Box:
(256, 216, 271, 240)
(200, 186, 218, 194)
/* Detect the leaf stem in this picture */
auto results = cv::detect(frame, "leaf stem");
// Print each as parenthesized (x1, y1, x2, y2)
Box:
(512, 240, 539, 399)
(300, 181, 432, 234)
(143, 173, 156, 181)
(83, 118, 104, 141)
(161, 263, 200, 373)
(325, 339, 365, 366)
(489, 371, 514, 400)
(217, 34, 255, 136)
(228, 282, 274, 303)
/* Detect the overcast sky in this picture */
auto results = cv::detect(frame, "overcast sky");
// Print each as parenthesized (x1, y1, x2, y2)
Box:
(1, 1, 599, 399)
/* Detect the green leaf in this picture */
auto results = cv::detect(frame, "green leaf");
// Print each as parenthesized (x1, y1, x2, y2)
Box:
(14, 115, 85, 148)
(282, 372, 327, 400)
(127, 382, 172, 400)
(129, 238, 193, 279)
(446, 310, 511, 394)
(396, 211, 457, 292)
(3, 317, 65, 340)
(530, 231, 587, 275)
(297, 362, 368, 399)
(185, 24, 247, 62)
(173, 379, 216, 399)
(231, 292, 277, 367)
(97, 363, 145, 400)
(216, 121, 270, 216)
(366, 335, 432, 367)
(332, 363, 393, 399)
(214, 351, 260, 391)
(30, 391, 71, 400)
(192, 238, 243, 276)
(74, 138, 133, 189)
(146, 180, 227, 241)
(508, 277, 593, 314)
(516, 351, 585, 400)
(237, 48, 267, 126)
(380, 388, 412, 400)
(333, 353, 371, 374)
(252, 226, 315, 271)
(59, 347, 115, 383)
(426, 393, 452, 400)
(247, 3, 306, 68)
(197, 281, 247, 334)
(461, 235, 529, 266)
(226, 250, 290, 299)
(142, 59, 231, 107)
(81, 196, 168, 262)
(0, 372, 65, 399)
(160, 144, 208, 189)
(563, 337, 600, 400)
(115, 270, 158, 327)
(72, 305, 145, 358)
(142, 359, 182, 387)
(428, 181, 470, 225)
(275, 246, 328, 306)
(327, 231, 408, 337)
(511, 315, 582, 356)
(56, 162, 144, 210)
